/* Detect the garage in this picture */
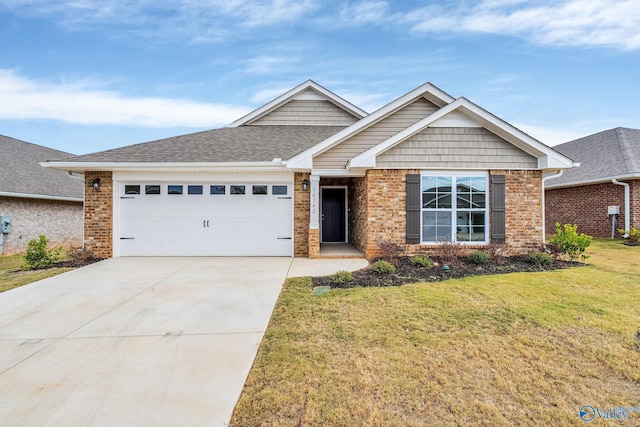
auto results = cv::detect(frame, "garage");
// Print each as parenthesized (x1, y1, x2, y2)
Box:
(116, 180, 293, 256)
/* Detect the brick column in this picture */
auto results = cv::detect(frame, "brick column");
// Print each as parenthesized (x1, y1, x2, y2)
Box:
(84, 171, 113, 258)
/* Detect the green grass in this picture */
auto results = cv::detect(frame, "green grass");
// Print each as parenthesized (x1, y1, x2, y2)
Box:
(0, 254, 72, 293)
(231, 239, 640, 426)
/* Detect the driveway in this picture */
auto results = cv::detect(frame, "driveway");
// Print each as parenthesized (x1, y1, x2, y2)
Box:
(0, 257, 294, 426)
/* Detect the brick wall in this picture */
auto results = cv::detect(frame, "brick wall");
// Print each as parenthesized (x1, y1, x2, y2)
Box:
(545, 182, 626, 238)
(360, 169, 543, 259)
(84, 171, 113, 258)
(294, 172, 310, 256)
(630, 180, 640, 232)
(0, 196, 83, 254)
(350, 176, 368, 253)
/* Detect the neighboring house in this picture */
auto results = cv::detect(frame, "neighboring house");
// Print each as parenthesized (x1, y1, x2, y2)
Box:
(43, 80, 575, 260)
(0, 135, 84, 254)
(545, 127, 640, 238)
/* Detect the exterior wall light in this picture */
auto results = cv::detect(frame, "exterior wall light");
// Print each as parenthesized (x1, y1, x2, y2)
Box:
(91, 178, 101, 191)
(302, 179, 309, 191)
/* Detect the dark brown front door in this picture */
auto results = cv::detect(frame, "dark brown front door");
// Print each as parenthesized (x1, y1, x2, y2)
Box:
(321, 188, 346, 242)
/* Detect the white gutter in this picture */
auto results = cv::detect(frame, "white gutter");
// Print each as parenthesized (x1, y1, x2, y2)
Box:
(0, 191, 83, 203)
(612, 179, 630, 238)
(542, 170, 564, 244)
(40, 161, 288, 173)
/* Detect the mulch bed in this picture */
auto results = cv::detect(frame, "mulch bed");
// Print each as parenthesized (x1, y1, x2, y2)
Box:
(313, 256, 581, 289)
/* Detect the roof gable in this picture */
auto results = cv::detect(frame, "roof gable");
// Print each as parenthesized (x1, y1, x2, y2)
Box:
(228, 80, 367, 127)
(286, 82, 456, 169)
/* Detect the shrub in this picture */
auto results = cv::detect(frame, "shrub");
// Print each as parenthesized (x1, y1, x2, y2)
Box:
(24, 235, 61, 270)
(468, 251, 490, 265)
(525, 251, 553, 268)
(331, 270, 354, 285)
(376, 240, 404, 262)
(409, 255, 435, 268)
(549, 223, 593, 262)
(619, 226, 640, 243)
(370, 260, 396, 275)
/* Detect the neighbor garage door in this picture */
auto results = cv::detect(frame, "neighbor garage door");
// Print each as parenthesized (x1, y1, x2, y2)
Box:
(117, 182, 293, 256)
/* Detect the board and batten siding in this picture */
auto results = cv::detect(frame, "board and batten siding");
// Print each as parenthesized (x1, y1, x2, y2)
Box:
(313, 97, 440, 169)
(376, 127, 538, 169)
(249, 100, 359, 126)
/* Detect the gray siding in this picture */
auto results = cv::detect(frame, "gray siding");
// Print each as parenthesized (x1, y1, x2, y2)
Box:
(249, 100, 359, 126)
(313, 97, 439, 169)
(376, 127, 538, 169)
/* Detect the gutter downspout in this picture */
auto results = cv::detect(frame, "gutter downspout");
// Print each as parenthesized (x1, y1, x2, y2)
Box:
(542, 170, 564, 245)
(612, 179, 630, 238)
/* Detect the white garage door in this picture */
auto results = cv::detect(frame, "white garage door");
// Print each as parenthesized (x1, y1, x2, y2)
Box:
(117, 182, 293, 256)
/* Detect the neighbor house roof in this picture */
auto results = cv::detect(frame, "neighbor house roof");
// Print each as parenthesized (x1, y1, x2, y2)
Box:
(546, 127, 640, 188)
(46, 125, 346, 171)
(0, 135, 84, 201)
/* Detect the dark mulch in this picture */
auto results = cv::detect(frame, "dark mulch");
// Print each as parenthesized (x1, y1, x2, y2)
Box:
(56, 248, 104, 268)
(313, 256, 581, 289)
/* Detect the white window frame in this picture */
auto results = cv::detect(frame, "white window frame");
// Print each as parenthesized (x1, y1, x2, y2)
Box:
(420, 171, 489, 244)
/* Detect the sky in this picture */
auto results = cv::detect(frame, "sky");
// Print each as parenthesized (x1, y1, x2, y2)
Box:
(1, 0, 639, 156)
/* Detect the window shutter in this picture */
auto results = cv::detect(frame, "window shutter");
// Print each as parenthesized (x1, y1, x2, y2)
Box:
(406, 174, 421, 244)
(491, 174, 506, 244)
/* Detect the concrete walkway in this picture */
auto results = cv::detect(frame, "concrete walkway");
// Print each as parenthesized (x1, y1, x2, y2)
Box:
(0, 256, 367, 426)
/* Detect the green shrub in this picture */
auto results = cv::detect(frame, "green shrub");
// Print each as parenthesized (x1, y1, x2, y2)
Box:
(24, 235, 61, 270)
(525, 251, 553, 267)
(468, 251, 490, 265)
(549, 223, 593, 262)
(370, 260, 396, 275)
(620, 226, 640, 243)
(409, 255, 434, 268)
(331, 270, 354, 284)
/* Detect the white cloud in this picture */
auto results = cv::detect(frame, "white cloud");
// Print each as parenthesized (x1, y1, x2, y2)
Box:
(339, 1, 389, 25)
(0, 70, 250, 127)
(513, 122, 588, 146)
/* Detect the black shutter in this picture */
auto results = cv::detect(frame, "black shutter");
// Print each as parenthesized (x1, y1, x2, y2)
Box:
(406, 174, 421, 244)
(491, 174, 506, 244)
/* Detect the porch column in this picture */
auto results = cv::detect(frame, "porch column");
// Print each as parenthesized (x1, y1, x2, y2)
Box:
(308, 174, 320, 258)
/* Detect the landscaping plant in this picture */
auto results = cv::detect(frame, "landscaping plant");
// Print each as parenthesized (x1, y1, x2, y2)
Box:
(409, 255, 435, 268)
(468, 251, 490, 265)
(549, 223, 592, 262)
(24, 235, 61, 270)
(370, 260, 396, 275)
(331, 270, 354, 285)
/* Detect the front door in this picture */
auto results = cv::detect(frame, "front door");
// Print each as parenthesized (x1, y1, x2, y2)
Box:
(321, 188, 346, 242)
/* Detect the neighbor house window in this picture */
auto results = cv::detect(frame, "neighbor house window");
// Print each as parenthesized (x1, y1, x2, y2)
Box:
(421, 173, 488, 243)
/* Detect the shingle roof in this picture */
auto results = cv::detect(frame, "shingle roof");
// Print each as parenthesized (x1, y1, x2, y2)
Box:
(0, 135, 84, 200)
(56, 125, 346, 163)
(549, 127, 640, 187)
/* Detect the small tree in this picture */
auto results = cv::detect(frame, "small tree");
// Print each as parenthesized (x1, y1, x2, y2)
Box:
(549, 223, 592, 262)
(24, 235, 61, 270)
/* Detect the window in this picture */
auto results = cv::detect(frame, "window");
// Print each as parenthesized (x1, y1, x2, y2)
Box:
(272, 185, 287, 195)
(145, 185, 160, 195)
(230, 185, 245, 195)
(168, 185, 183, 195)
(210, 185, 225, 195)
(252, 185, 268, 195)
(188, 185, 203, 195)
(421, 174, 487, 243)
(124, 185, 140, 195)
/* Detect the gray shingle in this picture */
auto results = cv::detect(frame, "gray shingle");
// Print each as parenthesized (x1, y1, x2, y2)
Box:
(57, 125, 346, 163)
(551, 127, 640, 186)
(0, 135, 84, 199)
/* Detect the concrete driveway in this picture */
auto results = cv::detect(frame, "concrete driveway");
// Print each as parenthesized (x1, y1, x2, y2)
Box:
(0, 257, 294, 426)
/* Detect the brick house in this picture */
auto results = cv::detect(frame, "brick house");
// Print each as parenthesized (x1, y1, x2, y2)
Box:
(0, 135, 84, 254)
(545, 128, 640, 238)
(43, 81, 574, 260)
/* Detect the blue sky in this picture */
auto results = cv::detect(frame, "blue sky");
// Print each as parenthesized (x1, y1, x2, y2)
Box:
(1, 0, 639, 155)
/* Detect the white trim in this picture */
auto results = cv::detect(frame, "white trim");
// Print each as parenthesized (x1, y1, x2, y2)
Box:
(228, 80, 367, 127)
(545, 173, 640, 189)
(41, 161, 288, 174)
(286, 82, 455, 169)
(310, 175, 320, 229)
(310, 169, 366, 177)
(0, 191, 83, 203)
(348, 98, 576, 171)
(320, 185, 348, 243)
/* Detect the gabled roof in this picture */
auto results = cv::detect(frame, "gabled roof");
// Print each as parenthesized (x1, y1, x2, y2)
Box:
(228, 80, 367, 127)
(285, 82, 456, 169)
(43, 126, 346, 172)
(546, 127, 640, 188)
(348, 97, 576, 172)
(0, 135, 83, 201)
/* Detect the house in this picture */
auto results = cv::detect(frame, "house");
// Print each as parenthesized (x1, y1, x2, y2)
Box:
(42, 80, 575, 260)
(0, 135, 84, 254)
(545, 127, 640, 238)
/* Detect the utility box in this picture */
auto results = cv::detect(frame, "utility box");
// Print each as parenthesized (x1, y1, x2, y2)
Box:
(608, 205, 620, 216)
(0, 215, 11, 233)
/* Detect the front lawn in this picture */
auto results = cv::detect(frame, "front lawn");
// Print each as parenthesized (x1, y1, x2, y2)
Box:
(231, 239, 640, 426)
(0, 254, 72, 293)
